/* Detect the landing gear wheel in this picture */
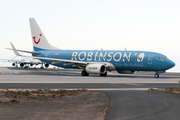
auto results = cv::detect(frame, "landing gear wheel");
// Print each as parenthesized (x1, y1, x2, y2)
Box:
(24, 66, 28, 69)
(155, 74, 159, 78)
(81, 71, 89, 76)
(40, 66, 44, 69)
(100, 72, 107, 77)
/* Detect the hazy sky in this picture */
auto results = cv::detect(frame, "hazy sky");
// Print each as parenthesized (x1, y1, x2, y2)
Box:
(0, 0, 179, 72)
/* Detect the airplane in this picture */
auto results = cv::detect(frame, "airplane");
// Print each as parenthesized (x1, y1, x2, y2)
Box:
(8, 58, 40, 68)
(5, 42, 44, 69)
(6, 18, 175, 78)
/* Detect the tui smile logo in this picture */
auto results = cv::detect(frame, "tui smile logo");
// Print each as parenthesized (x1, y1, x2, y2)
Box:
(33, 34, 42, 44)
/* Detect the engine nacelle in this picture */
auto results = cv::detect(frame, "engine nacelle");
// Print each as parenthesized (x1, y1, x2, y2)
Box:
(117, 70, 135, 74)
(12, 63, 15, 66)
(45, 63, 49, 68)
(20, 63, 24, 67)
(85, 64, 106, 74)
(30, 63, 33, 66)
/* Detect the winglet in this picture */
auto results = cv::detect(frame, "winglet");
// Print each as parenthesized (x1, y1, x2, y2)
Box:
(10, 42, 21, 56)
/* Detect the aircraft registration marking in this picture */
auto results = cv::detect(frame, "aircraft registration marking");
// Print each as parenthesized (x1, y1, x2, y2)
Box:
(110, 83, 143, 86)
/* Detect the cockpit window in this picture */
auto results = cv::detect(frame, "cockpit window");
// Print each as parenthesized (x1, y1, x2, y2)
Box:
(158, 57, 168, 60)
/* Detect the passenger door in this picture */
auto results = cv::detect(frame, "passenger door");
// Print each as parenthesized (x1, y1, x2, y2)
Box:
(148, 55, 153, 64)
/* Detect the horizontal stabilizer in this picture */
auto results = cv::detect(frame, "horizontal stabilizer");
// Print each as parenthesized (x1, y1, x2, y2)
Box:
(5, 48, 39, 54)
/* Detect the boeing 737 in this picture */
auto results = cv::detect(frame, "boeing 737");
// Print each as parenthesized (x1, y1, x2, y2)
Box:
(7, 18, 175, 78)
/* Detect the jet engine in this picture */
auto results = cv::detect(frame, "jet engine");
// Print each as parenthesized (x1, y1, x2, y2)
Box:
(12, 63, 15, 66)
(45, 63, 49, 68)
(85, 64, 106, 74)
(20, 63, 24, 67)
(117, 70, 135, 74)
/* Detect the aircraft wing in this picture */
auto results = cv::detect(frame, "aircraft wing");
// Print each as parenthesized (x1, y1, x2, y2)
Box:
(21, 60, 31, 64)
(0, 58, 21, 63)
(29, 56, 113, 69)
(0, 58, 11, 62)
(32, 56, 87, 66)
(28, 56, 90, 68)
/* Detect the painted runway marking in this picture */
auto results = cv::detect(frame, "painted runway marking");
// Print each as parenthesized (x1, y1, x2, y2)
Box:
(1, 88, 154, 91)
(88, 88, 151, 91)
(110, 83, 143, 86)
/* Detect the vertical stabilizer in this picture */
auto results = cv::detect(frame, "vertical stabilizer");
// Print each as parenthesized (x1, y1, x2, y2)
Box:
(29, 18, 60, 51)
(10, 42, 21, 56)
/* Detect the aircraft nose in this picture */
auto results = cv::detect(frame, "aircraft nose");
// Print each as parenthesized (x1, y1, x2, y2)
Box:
(167, 60, 175, 69)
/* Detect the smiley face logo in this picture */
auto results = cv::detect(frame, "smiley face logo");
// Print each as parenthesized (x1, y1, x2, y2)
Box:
(33, 34, 42, 44)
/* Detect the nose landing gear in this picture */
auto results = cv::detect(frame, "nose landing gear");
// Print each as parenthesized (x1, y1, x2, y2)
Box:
(155, 74, 159, 78)
(155, 71, 164, 78)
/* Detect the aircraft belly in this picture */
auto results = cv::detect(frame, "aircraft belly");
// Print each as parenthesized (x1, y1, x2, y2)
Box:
(52, 63, 80, 69)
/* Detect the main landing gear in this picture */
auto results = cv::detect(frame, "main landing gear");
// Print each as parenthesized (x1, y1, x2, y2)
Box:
(81, 71, 108, 77)
(155, 74, 159, 78)
(40, 63, 44, 69)
(81, 71, 89, 76)
(100, 72, 107, 77)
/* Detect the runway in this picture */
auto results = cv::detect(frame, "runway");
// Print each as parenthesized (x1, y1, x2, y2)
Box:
(0, 67, 179, 84)
(0, 67, 180, 120)
(0, 83, 180, 90)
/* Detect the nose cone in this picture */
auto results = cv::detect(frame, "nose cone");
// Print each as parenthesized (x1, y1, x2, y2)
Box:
(167, 60, 175, 69)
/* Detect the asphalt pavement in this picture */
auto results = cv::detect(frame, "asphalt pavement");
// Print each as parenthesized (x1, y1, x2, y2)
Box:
(104, 90, 180, 120)
(0, 67, 180, 120)
(0, 83, 180, 89)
